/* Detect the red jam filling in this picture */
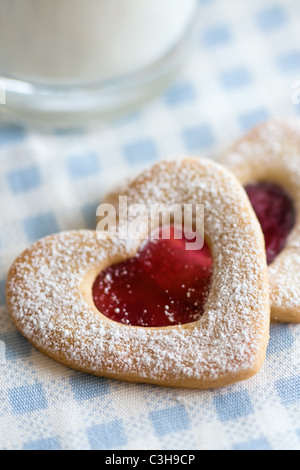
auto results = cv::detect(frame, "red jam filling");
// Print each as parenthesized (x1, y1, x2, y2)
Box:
(92, 225, 213, 327)
(244, 182, 295, 265)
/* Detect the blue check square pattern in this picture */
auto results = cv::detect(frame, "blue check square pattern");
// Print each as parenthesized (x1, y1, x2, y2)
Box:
(220, 66, 252, 90)
(67, 152, 100, 179)
(213, 390, 254, 422)
(0, 0, 300, 450)
(8, 165, 41, 194)
(23, 213, 59, 242)
(256, 5, 287, 31)
(8, 382, 47, 415)
(87, 420, 127, 450)
(123, 139, 158, 165)
(149, 405, 190, 436)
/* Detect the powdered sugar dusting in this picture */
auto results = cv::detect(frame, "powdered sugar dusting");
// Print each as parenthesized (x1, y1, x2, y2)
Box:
(6, 157, 270, 387)
(222, 119, 300, 321)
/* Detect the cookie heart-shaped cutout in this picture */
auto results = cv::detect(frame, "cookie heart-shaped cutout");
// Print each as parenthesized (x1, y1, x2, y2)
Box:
(6, 158, 269, 388)
(93, 225, 213, 327)
(244, 182, 295, 265)
(222, 119, 300, 323)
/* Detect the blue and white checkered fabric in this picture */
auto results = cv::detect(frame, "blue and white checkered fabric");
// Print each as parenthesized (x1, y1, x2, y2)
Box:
(0, 0, 300, 451)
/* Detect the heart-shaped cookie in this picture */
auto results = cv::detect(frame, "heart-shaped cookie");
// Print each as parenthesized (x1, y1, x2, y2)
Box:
(6, 157, 270, 388)
(222, 119, 300, 323)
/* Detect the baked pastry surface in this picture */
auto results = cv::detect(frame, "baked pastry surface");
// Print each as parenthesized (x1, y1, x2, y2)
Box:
(6, 157, 270, 388)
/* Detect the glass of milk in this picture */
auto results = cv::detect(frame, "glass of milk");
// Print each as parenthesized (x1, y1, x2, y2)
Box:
(0, 0, 197, 127)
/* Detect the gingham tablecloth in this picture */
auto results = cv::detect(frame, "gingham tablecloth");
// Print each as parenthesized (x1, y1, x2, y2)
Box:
(1, 0, 300, 451)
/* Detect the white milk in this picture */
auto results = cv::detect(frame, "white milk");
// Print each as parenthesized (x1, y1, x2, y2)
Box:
(0, 0, 196, 85)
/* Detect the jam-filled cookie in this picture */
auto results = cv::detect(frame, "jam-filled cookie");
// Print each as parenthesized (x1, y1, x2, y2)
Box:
(222, 119, 300, 323)
(6, 157, 270, 388)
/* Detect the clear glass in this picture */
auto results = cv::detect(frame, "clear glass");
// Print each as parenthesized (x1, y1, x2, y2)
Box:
(0, 0, 197, 128)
